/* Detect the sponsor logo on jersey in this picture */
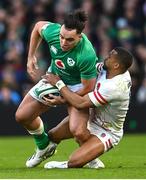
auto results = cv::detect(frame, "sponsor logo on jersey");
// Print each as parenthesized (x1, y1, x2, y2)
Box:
(50, 45, 58, 54)
(55, 59, 65, 69)
(67, 58, 75, 66)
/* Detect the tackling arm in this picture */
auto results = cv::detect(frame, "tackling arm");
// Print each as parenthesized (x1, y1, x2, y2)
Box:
(75, 78, 96, 96)
(59, 86, 94, 109)
(42, 73, 94, 109)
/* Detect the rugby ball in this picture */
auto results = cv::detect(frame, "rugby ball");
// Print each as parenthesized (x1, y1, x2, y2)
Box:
(35, 82, 60, 99)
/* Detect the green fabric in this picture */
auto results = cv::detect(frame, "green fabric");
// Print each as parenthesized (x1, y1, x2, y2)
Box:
(33, 132, 49, 150)
(41, 22, 98, 85)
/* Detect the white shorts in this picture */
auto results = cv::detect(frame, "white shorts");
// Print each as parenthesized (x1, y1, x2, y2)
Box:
(87, 121, 123, 152)
(29, 79, 83, 104)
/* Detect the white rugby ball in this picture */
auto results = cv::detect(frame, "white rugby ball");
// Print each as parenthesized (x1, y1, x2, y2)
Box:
(35, 82, 60, 99)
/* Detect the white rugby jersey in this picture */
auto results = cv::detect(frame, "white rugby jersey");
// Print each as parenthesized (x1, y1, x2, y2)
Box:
(88, 63, 132, 134)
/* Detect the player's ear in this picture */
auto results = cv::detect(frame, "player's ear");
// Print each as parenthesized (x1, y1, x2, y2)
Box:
(114, 62, 120, 69)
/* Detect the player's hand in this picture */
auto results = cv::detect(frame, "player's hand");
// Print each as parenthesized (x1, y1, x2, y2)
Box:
(27, 56, 39, 80)
(42, 94, 66, 106)
(42, 73, 61, 86)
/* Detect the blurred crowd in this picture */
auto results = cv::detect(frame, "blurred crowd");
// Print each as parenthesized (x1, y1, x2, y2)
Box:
(0, 0, 146, 107)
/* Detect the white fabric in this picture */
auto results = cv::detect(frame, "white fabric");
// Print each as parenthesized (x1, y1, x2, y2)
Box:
(55, 80, 65, 90)
(29, 79, 83, 104)
(88, 65, 131, 148)
(27, 120, 44, 135)
(44, 161, 68, 169)
(96, 62, 104, 73)
(86, 158, 105, 169)
(44, 159, 105, 169)
(87, 122, 122, 152)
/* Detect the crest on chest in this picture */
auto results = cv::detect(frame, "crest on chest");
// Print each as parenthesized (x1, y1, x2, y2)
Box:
(55, 59, 65, 69)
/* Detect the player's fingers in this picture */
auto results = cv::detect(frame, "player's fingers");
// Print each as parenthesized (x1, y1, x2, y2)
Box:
(42, 96, 49, 101)
(33, 57, 39, 70)
(41, 74, 47, 79)
(48, 94, 56, 98)
(42, 97, 53, 106)
(42, 96, 54, 103)
(34, 62, 39, 70)
(29, 70, 38, 81)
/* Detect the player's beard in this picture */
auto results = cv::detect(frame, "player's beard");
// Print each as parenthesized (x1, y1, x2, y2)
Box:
(103, 62, 107, 70)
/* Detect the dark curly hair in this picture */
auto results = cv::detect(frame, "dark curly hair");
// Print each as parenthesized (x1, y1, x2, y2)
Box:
(114, 47, 133, 71)
(63, 9, 88, 34)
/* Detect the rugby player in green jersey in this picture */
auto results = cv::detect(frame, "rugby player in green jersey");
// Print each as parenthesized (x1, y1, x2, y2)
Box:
(15, 9, 98, 168)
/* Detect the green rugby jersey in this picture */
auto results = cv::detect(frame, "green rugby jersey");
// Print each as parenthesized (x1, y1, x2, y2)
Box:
(41, 22, 98, 85)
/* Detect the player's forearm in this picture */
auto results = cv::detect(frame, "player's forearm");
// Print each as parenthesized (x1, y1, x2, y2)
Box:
(75, 87, 91, 96)
(28, 24, 42, 58)
(76, 78, 96, 96)
(60, 86, 89, 109)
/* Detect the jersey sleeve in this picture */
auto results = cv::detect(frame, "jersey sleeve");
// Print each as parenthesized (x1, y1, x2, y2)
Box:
(96, 63, 104, 73)
(78, 54, 98, 80)
(88, 81, 119, 107)
(41, 22, 61, 43)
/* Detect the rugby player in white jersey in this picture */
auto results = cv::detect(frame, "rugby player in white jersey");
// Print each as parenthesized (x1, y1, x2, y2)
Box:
(42, 47, 133, 169)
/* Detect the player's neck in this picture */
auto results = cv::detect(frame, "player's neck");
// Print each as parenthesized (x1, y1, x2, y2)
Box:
(106, 70, 120, 79)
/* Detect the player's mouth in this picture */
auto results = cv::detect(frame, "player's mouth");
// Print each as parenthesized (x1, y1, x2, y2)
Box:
(61, 46, 70, 51)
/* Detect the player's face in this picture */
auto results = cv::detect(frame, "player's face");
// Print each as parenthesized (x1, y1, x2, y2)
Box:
(60, 25, 81, 51)
(103, 50, 119, 70)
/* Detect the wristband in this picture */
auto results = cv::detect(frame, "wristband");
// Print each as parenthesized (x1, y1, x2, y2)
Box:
(55, 80, 65, 91)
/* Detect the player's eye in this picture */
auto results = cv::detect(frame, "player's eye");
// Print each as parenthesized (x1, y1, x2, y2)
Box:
(60, 35, 64, 39)
(67, 38, 74, 42)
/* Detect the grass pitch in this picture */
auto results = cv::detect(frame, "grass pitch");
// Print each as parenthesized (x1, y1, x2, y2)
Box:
(0, 134, 146, 179)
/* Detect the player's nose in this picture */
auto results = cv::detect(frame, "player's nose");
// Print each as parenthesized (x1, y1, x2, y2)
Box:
(62, 39, 68, 46)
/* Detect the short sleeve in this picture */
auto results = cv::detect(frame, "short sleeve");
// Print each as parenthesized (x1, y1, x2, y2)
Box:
(96, 63, 104, 73)
(79, 55, 98, 80)
(41, 22, 61, 43)
(88, 81, 119, 107)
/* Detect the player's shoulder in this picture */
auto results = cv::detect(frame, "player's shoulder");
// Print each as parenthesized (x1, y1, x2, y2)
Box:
(41, 22, 61, 40)
(112, 71, 132, 92)
(114, 71, 131, 83)
(77, 34, 97, 60)
(103, 77, 117, 92)
(42, 22, 61, 29)
(81, 34, 94, 50)
(99, 70, 118, 91)
(41, 22, 61, 35)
